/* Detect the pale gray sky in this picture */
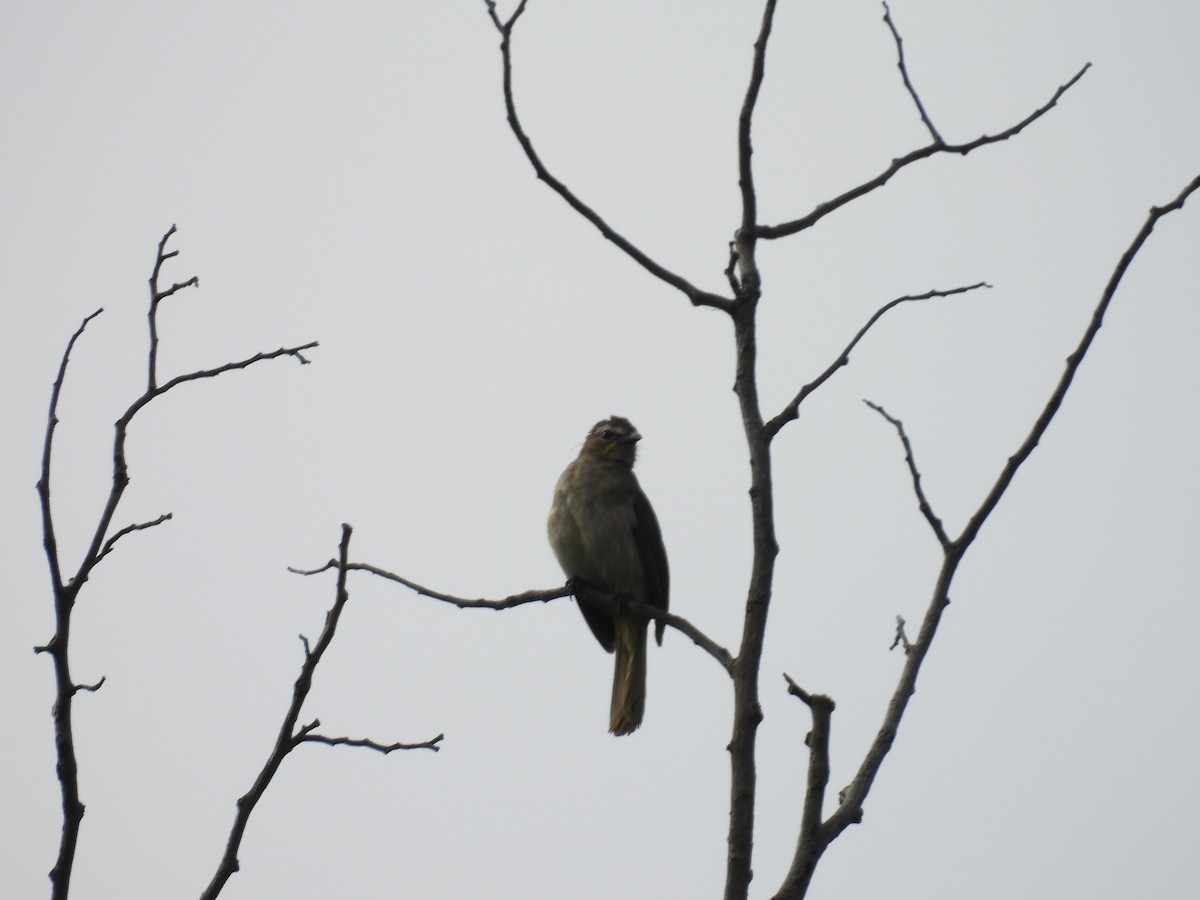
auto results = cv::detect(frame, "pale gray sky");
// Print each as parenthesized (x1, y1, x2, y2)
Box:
(3, 2, 1198, 898)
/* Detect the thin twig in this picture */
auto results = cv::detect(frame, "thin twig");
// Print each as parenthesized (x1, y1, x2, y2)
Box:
(725, 3, 784, 898)
(36, 230, 318, 900)
(882, 2, 943, 145)
(955, 173, 1200, 551)
(820, 172, 1200, 861)
(38, 309, 104, 599)
(731, 0, 779, 303)
(574, 580, 735, 674)
(290, 559, 571, 607)
(296, 719, 443, 754)
(765, 282, 990, 438)
(482, 0, 734, 312)
(290, 560, 736, 674)
(201, 525, 435, 899)
(94, 513, 173, 567)
(147, 225, 199, 391)
(863, 400, 950, 547)
(755, 64, 1091, 240)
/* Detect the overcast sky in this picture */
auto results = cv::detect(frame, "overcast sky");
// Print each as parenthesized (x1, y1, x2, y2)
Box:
(3, 2, 1198, 898)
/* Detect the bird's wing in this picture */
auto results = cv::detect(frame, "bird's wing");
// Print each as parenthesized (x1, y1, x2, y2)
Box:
(632, 485, 670, 645)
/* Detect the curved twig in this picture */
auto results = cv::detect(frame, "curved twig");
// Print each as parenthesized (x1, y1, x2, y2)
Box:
(765, 282, 990, 438)
(290, 559, 735, 674)
(862, 401, 950, 548)
(483, 1, 734, 312)
(755, 64, 1091, 240)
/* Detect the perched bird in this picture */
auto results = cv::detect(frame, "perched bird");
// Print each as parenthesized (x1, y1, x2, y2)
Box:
(547, 416, 669, 735)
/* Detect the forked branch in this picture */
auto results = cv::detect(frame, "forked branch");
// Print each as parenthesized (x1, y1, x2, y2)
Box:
(36, 227, 318, 900)
(290, 559, 735, 674)
(882, 2, 943, 144)
(765, 282, 990, 439)
(148, 224, 199, 391)
(200, 525, 440, 900)
(755, 61, 1091, 240)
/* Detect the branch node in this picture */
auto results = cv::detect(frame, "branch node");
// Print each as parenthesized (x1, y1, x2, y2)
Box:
(882, 1, 944, 145)
(890, 616, 914, 654)
(863, 399, 951, 547)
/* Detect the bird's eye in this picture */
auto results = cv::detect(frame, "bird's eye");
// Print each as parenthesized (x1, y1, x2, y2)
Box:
(599, 429, 615, 441)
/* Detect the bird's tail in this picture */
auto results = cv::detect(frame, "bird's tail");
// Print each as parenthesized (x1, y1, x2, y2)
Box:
(610, 615, 647, 736)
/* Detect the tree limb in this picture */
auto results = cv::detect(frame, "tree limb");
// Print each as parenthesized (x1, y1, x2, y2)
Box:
(773, 676, 835, 900)
(482, 0, 734, 312)
(147, 224, 199, 391)
(725, 3, 784, 898)
(954, 173, 1200, 551)
(296, 719, 443, 754)
(94, 513, 174, 567)
(35, 228, 318, 900)
(200, 525, 435, 900)
(862, 401, 950, 547)
(882, 2, 943, 145)
(818, 171, 1200, 868)
(754, 64, 1091, 240)
(765, 282, 990, 439)
(289, 560, 735, 674)
(36, 308, 103, 900)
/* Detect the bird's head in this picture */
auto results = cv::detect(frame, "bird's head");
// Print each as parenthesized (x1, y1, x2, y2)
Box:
(581, 416, 642, 467)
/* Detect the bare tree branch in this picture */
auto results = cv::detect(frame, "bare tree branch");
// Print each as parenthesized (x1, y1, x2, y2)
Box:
(482, 1, 734, 312)
(754, 63, 1091, 241)
(72, 676, 106, 694)
(954, 173, 1200, 550)
(201, 524, 434, 899)
(38, 308, 103, 599)
(774, 676, 835, 900)
(889, 615, 913, 654)
(296, 719, 443, 754)
(862, 400, 950, 547)
(94, 513, 173, 567)
(574, 580, 735, 675)
(479, 6, 1191, 900)
(815, 172, 1200, 874)
(290, 560, 735, 674)
(725, 2, 784, 897)
(36, 228, 318, 900)
(765, 282, 990, 439)
(731, 0, 778, 303)
(148, 224, 199, 391)
(882, 2, 943, 145)
(35, 307, 103, 900)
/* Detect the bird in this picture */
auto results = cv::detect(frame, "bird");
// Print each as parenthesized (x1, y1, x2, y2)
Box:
(547, 416, 669, 735)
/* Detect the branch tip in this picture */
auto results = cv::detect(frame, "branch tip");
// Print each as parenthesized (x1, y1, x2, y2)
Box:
(73, 676, 106, 694)
(890, 616, 914, 654)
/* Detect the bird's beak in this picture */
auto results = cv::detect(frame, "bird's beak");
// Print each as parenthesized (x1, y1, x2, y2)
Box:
(622, 430, 643, 444)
